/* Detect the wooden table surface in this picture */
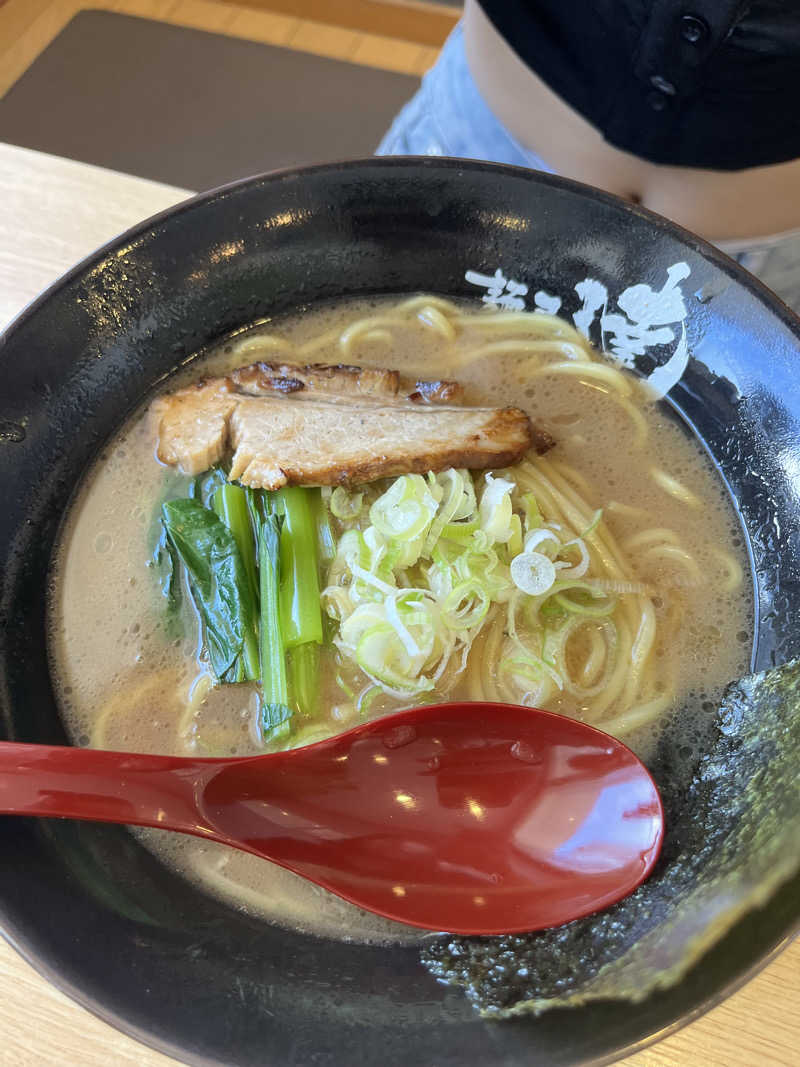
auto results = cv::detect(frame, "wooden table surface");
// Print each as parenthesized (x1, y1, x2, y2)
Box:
(0, 141, 797, 1066)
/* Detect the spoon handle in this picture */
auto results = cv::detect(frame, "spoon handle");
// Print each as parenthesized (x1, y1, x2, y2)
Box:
(0, 742, 216, 836)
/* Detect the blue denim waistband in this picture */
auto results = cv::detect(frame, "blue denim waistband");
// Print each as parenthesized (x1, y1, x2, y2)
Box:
(377, 25, 554, 172)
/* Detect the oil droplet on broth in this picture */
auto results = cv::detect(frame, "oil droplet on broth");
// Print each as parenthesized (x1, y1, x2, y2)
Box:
(94, 532, 112, 554)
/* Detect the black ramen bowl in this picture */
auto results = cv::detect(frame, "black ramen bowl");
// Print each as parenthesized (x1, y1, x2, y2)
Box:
(1, 158, 798, 1066)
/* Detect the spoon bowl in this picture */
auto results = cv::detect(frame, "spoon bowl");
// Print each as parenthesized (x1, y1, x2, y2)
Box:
(0, 702, 663, 934)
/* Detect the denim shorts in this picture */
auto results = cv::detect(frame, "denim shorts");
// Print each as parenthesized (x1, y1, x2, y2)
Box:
(377, 25, 800, 313)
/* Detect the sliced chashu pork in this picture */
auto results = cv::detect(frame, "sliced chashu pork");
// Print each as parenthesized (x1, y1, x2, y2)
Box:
(154, 379, 237, 476)
(229, 359, 464, 404)
(153, 360, 468, 475)
(152, 359, 551, 488)
(227, 396, 535, 489)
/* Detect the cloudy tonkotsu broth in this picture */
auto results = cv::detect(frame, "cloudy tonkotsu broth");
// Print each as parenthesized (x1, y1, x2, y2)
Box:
(50, 296, 752, 944)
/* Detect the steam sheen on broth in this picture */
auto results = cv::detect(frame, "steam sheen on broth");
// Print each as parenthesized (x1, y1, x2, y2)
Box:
(50, 296, 752, 944)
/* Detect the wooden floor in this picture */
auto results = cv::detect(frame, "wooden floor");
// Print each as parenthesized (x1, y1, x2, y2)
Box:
(0, 0, 459, 99)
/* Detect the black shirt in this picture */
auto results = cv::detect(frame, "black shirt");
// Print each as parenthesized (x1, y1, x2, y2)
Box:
(478, 1, 800, 170)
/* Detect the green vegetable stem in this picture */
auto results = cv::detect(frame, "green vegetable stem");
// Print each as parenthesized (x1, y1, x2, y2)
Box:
(274, 487, 324, 648)
(212, 483, 260, 681)
(289, 641, 320, 718)
(258, 515, 291, 731)
(271, 487, 324, 720)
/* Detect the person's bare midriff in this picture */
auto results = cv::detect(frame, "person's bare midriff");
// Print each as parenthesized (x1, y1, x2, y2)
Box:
(465, 0, 800, 242)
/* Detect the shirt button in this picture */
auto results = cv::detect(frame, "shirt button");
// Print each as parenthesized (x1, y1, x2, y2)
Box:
(680, 14, 709, 44)
(647, 90, 669, 111)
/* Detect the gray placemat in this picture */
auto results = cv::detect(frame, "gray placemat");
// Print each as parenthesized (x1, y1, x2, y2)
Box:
(0, 10, 418, 190)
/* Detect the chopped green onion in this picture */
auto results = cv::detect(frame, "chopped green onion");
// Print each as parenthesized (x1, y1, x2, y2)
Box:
(521, 491, 543, 531)
(330, 486, 364, 521)
(349, 562, 397, 596)
(320, 466, 621, 708)
(505, 513, 523, 559)
(357, 685, 380, 717)
(498, 655, 559, 705)
(552, 587, 616, 617)
(355, 624, 434, 694)
(335, 672, 356, 699)
(368, 474, 439, 567)
(544, 617, 618, 699)
(580, 508, 604, 538)
(510, 551, 557, 595)
(523, 527, 561, 558)
(441, 580, 491, 630)
(479, 472, 516, 544)
(555, 538, 590, 579)
(423, 469, 473, 555)
(440, 520, 483, 545)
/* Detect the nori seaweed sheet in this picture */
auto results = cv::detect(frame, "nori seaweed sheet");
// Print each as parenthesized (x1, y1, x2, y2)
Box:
(421, 660, 800, 1016)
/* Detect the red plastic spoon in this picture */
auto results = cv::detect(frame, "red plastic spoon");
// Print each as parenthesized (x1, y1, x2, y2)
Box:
(0, 702, 663, 934)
